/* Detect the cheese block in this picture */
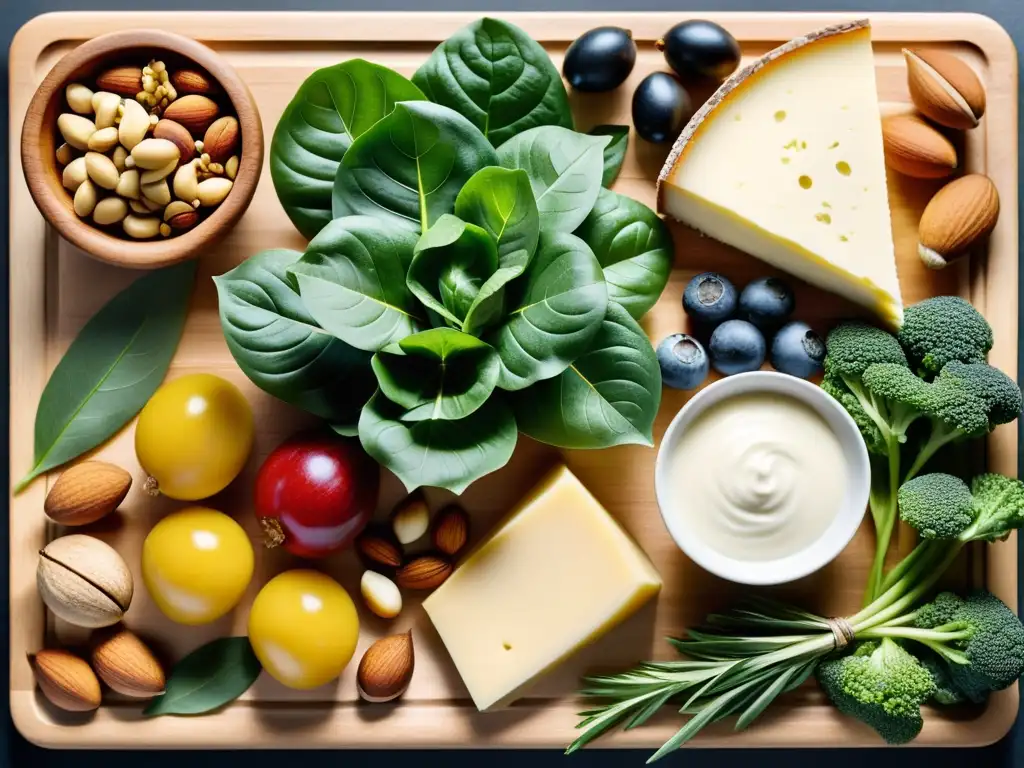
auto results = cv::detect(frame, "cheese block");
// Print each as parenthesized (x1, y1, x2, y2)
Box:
(658, 20, 903, 329)
(423, 465, 661, 711)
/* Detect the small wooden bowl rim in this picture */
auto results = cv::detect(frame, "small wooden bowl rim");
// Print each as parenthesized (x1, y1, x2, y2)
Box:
(20, 29, 264, 269)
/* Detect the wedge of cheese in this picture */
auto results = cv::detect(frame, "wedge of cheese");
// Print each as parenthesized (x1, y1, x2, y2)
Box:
(658, 20, 903, 329)
(423, 465, 661, 711)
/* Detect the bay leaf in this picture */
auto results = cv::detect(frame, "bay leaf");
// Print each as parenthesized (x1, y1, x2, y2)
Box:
(144, 637, 262, 717)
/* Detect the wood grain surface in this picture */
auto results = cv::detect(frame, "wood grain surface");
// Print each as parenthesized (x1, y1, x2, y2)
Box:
(6, 11, 1020, 751)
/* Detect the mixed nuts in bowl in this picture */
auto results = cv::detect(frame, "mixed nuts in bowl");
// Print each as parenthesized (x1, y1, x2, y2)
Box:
(21, 29, 263, 268)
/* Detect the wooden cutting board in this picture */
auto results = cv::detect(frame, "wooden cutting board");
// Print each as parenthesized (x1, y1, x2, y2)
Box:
(7, 11, 1019, 750)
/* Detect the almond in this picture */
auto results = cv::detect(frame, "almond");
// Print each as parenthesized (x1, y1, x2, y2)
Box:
(152, 120, 196, 165)
(905, 49, 986, 130)
(96, 66, 143, 97)
(167, 210, 199, 232)
(44, 461, 131, 526)
(392, 492, 430, 545)
(431, 504, 469, 556)
(29, 649, 101, 712)
(356, 526, 404, 569)
(131, 138, 180, 171)
(881, 114, 957, 179)
(360, 570, 403, 619)
(918, 173, 1000, 269)
(162, 95, 220, 136)
(90, 627, 165, 698)
(203, 116, 240, 164)
(396, 555, 452, 590)
(357, 631, 414, 703)
(171, 68, 220, 96)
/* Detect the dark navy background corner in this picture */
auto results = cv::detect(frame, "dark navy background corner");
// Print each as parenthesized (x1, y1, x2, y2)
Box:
(1, 1, 1021, 765)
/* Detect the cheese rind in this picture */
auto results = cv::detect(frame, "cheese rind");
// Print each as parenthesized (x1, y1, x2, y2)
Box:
(658, 20, 903, 329)
(423, 465, 661, 711)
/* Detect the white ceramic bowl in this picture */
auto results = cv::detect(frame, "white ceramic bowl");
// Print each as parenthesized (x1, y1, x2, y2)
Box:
(654, 371, 870, 585)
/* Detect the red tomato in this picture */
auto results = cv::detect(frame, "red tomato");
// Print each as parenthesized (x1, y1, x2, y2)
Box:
(255, 432, 379, 558)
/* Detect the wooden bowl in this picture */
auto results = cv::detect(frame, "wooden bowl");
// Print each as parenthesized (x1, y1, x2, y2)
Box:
(20, 29, 263, 269)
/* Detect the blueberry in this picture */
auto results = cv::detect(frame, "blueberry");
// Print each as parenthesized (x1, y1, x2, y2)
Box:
(709, 320, 766, 375)
(771, 321, 826, 379)
(657, 334, 709, 390)
(739, 277, 795, 329)
(683, 272, 737, 325)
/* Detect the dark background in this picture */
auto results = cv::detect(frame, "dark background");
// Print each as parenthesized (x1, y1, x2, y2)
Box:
(2, 0, 1021, 766)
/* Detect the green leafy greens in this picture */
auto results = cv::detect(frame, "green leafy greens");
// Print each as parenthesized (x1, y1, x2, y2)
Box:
(245, 16, 674, 492)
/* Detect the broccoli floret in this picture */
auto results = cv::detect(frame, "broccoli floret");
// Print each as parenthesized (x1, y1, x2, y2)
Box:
(917, 650, 967, 705)
(825, 322, 909, 379)
(914, 592, 966, 629)
(898, 474, 974, 539)
(938, 361, 1023, 426)
(822, 374, 887, 454)
(898, 297, 994, 377)
(817, 639, 936, 744)
(960, 473, 1024, 543)
(939, 591, 1024, 703)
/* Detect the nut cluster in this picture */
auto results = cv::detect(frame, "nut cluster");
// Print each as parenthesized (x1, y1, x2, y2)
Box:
(355, 496, 469, 621)
(880, 49, 1000, 270)
(56, 60, 240, 240)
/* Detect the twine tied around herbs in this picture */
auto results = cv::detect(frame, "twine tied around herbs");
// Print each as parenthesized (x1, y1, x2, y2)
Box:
(826, 617, 856, 650)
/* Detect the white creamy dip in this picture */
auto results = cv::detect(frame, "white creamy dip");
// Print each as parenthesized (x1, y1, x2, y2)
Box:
(667, 392, 847, 562)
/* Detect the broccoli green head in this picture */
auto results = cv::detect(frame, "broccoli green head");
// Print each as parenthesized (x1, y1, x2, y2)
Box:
(898, 474, 974, 539)
(817, 639, 936, 745)
(943, 591, 1024, 703)
(824, 322, 908, 379)
(963, 473, 1024, 543)
(822, 374, 887, 454)
(898, 297, 994, 377)
(917, 650, 967, 705)
(938, 361, 1023, 427)
(915, 592, 966, 630)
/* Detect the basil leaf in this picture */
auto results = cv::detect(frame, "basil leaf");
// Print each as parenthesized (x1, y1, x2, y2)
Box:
(512, 303, 661, 448)
(455, 167, 539, 270)
(497, 126, 610, 233)
(288, 216, 423, 352)
(589, 125, 630, 187)
(412, 17, 573, 147)
(332, 101, 497, 233)
(575, 188, 673, 320)
(359, 391, 517, 494)
(214, 249, 374, 425)
(15, 262, 195, 493)
(488, 230, 608, 391)
(144, 637, 261, 717)
(371, 328, 500, 421)
(270, 60, 425, 240)
(407, 215, 499, 331)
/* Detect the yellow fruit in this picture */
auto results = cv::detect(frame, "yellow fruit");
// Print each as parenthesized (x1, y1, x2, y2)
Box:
(135, 373, 254, 501)
(142, 507, 254, 625)
(248, 570, 359, 690)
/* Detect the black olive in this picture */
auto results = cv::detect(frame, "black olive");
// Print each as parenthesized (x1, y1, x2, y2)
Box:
(657, 20, 741, 81)
(631, 73, 693, 144)
(563, 27, 637, 93)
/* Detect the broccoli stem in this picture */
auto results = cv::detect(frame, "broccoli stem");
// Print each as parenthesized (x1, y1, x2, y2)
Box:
(863, 441, 902, 605)
(858, 626, 972, 665)
(876, 538, 936, 596)
(904, 422, 960, 482)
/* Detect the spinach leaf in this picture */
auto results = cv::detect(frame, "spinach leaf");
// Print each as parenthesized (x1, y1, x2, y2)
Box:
(359, 391, 517, 494)
(332, 101, 497, 233)
(412, 17, 573, 148)
(574, 188, 673, 320)
(371, 328, 499, 421)
(455, 166, 539, 270)
(589, 125, 630, 187)
(214, 249, 374, 426)
(512, 302, 661, 449)
(144, 637, 261, 717)
(488, 230, 608, 391)
(288, 216, 423, 352)
(406, 215, 499, 331)
(270, 60, 425, 240)
(15, 262, 195, 493)
(497, 126, 610, 233)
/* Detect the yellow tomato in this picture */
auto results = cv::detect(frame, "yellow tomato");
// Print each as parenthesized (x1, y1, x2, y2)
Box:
(142, 507, 254, 625)
(135, 373, 254, 501)
(248, 570, 360, 690)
